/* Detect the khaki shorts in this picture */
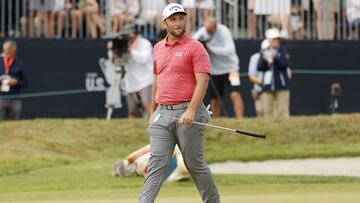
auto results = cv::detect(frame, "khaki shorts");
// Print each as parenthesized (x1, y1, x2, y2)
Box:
(126, 85, 152, 115)
(312, 0, 340, 13)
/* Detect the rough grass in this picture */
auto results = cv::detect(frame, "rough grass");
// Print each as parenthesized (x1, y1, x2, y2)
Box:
(1, 114, 360, 177)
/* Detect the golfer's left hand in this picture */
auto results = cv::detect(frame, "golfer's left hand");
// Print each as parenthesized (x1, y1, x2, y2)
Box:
(179, 109, 195, 125)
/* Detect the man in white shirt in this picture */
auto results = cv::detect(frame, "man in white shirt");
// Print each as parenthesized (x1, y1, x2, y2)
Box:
(124, 26, 154, 118)
(193, 17, 244, 118)
(248, 40, 269, 117)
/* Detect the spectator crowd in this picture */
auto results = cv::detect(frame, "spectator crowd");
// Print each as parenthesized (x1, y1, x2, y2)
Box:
(1, 1, 359, 120)
(0, 0, 359, 40)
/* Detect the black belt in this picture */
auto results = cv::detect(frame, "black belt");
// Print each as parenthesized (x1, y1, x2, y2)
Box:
(159, 101, 190, 110)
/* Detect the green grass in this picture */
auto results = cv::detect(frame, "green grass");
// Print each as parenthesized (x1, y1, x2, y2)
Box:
(1, 114, 360, 202)
(1, 114, 360, 177)
(1, 158, 360, 203)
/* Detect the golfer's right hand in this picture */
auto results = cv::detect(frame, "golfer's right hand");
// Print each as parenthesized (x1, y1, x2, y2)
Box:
(179, 109, 195, 125)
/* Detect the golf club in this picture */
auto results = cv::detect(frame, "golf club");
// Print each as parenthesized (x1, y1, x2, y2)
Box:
(152, 113, 266, 139)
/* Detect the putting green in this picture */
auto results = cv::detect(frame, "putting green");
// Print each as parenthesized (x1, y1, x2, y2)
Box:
(2, 188, 360, 203)
(1, 159, 360, 203)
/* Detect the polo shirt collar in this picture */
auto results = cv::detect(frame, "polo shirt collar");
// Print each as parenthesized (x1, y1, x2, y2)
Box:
(164, 32, 189, 46)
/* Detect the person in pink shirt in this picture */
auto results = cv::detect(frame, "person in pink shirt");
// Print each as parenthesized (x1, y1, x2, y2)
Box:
(138, 3, 220, 203)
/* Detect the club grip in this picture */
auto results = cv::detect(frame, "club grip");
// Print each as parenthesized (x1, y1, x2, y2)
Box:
(235, 130, 266, 139)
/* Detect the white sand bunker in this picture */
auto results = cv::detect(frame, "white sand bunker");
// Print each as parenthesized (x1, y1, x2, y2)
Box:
(210, 157, 360, 177)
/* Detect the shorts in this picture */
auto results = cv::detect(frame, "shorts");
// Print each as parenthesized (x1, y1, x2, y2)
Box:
(182, 0, 215, 10)
(198, 0, 215, 10)
(248, 0, 255, 10)
(29, 0, 63, 12)
(126, 85, 152, 115)
(182, 0, 196, 8)
(29, 0, 42, 10)
(139, 10, 159, 23)
(312, 0, 340, 13)
(208, 73, 241, 99)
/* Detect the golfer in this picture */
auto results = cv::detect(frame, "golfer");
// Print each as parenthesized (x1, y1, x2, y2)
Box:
(138, 3, 220, 203)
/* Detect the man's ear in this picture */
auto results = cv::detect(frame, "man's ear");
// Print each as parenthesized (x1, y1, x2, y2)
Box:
(163, 20, 167, 29)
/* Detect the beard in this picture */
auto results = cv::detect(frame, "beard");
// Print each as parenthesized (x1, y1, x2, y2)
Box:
(168, 27, 185, 37)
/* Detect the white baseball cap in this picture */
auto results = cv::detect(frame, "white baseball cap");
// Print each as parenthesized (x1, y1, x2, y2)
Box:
(265, 28, 281, 39)
(162, 3, 187, 20)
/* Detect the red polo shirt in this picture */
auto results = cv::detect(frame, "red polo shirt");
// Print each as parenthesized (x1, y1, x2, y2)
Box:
(153, 33, 210, 105)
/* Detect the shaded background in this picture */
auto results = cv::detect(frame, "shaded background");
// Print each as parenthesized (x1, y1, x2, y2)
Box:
(0, 39, 359, 118)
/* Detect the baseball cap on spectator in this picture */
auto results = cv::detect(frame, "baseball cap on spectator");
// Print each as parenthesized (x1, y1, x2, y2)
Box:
(162, 3, 187, 20)
(265, 28, 281, 39)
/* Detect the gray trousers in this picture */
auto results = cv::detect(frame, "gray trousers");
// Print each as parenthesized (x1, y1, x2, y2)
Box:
(0, 100, 22, 120)
(139, 103, 220, 203)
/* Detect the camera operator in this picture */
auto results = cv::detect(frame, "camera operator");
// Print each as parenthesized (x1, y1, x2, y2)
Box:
(0, 40, 29, 120)
(257, 28, 291, 117)
(123, 25, 154, 118)
(193, 17, 244, 118)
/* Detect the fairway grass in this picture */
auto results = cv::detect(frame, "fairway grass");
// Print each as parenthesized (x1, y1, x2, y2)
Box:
(2, 189, 360, 203)
(1, 159, 360, 203)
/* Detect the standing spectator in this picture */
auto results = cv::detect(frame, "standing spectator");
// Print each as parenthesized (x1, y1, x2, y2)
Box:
(290, 0, 307, 39)
(71, 0, 105, 38)
(56, 0, 75, 38)
(193, 17, 244, 118)
(182, 0, 215, 32)
(346, 0, 360, 26)
(28, 0, 64, 38)
(109, 0, 127, 33)
(312, 0, 340, 40)
(248, 39, 269, 117)
(124, 25, 154, 118)
(45, 0, 66, 38)
(121, 0, 140, 28)
(257, 28, 291, 117)
(28, 0, 43, 37)
(247, 0, 257, 39)
(138, 0, 167, 31)
(182, 0, 197, 32)
(198, 0, 215, 22)
(346, 0, 360, 39)
(255, 0, 291, 38)
(0, 40, 29, 120)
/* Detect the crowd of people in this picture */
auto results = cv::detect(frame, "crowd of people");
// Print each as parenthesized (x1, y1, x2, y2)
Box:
(248, 0, 360, 40)
(3, 1, 360, 120)
(103, 11, 291, 119)
(0, 6, 293, 121)
(0, 0, 359, 39)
